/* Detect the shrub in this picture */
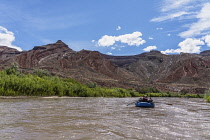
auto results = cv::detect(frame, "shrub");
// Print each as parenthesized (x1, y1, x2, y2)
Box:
(207, 96, 210, 103)
(5, 63, 20, 75)
(33, 69, 51, 77)
(86, 82, 97, 88)
(136, 87, 160, 94)
(204, 89, 210, 102)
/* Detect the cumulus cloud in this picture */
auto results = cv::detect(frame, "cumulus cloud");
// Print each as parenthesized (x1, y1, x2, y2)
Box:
(178, 38, 204, 53)
(161, 38, 204, 54)
(97, 31, 146, 47)
(98, 35, 116, 46)
(116, 26, 121, 30)
(202, 35, 210, 47)
(148, 37, 154, 40)
(106, 52, 112, 55)
(0, 26, 22, 51)
(143, 46, 157, 52)
(161, 49, 180, 54)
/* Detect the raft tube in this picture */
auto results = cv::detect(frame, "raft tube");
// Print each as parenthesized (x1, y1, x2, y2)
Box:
(135, 102, 155, 108)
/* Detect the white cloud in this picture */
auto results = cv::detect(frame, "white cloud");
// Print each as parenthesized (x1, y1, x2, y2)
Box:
(203, 35, 210, 47)
(151, 11, 190, 22)
(179, 3, 210, 38)
(117, 32, 146, 46)
(167, 34, 171, 36)
(106, 52, 112, 55)
(116, 26, 121, 30)
(143, 46, 157, 52)
(152, 1, 210, 39)
(148, 37, 154, 40)
(161, 38, 204, 54)
(151, 1, 210, 55)
(97, 31, 146, 47)
(156, 28, 163, 30)
(91, 40, 95, 43)
(161, 0, 192, 12)
(98, 35, 116, 46)
(0, 26, 22, 51)
(161, 49, 181, 54)
(177, 38, 204, 53)
(111, 47, 116, 50)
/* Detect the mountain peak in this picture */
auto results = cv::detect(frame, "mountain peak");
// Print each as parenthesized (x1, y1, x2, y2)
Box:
(149, 50, 161, 54)
(56, 40, 65, 44)
(33, 40, 73, 51)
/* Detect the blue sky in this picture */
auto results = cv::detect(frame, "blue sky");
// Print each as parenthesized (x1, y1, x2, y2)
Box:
(0, 0, 210, 56)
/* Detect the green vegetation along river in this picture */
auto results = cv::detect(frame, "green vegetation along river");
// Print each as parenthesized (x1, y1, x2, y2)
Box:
(0, 97, 210, 139)
(0, 67, 206, 99)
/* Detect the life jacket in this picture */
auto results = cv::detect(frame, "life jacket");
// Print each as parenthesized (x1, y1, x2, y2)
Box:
(142, 97, 148, 102)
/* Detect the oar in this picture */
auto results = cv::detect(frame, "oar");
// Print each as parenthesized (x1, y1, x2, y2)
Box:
(126, 101, 137, 106)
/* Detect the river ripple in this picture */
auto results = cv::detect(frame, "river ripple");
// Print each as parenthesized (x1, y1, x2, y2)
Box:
(0, 97, 210, 140)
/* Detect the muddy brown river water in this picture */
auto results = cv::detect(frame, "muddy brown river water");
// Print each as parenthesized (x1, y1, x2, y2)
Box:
(0, 97, 210, 140)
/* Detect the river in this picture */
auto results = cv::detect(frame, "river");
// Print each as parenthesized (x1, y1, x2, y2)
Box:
(0, 97, 210, 140)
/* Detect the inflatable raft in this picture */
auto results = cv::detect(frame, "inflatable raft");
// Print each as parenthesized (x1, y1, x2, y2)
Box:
(135, 101, 155, 108)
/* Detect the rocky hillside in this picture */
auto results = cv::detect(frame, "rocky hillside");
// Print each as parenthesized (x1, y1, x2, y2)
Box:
(1, 41, 139, 88)
(104, 50, 210, 93)
(1, 41, 210, 93)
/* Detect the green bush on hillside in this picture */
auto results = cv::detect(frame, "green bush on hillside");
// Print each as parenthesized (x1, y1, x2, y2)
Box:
(0, 67, 141, 97)
(33, 69, 51, 77)
(5, 63, 20, 75)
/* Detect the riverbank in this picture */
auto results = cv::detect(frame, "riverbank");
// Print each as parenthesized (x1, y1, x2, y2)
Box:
(0, 93, 204, 99)
(0, 96, 38, 99)
(0, 67, 206, 100)
(0, 96, 89, 99)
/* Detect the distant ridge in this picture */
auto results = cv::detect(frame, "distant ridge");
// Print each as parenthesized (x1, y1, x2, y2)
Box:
(1, 40, 210, 94)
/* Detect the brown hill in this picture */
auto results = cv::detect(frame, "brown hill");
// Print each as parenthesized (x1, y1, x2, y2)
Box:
(2, 41, 139, 88)
(1, 41, 210, 93)
(104, 50, 210, 93)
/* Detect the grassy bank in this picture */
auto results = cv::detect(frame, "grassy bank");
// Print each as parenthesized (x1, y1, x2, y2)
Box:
(145, 92, 203, 98)
(0, 66, 205, 98)
(0, 67, 138, 97)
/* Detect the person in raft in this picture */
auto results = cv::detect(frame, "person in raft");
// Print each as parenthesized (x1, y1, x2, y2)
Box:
(139, 95, 153, 102)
